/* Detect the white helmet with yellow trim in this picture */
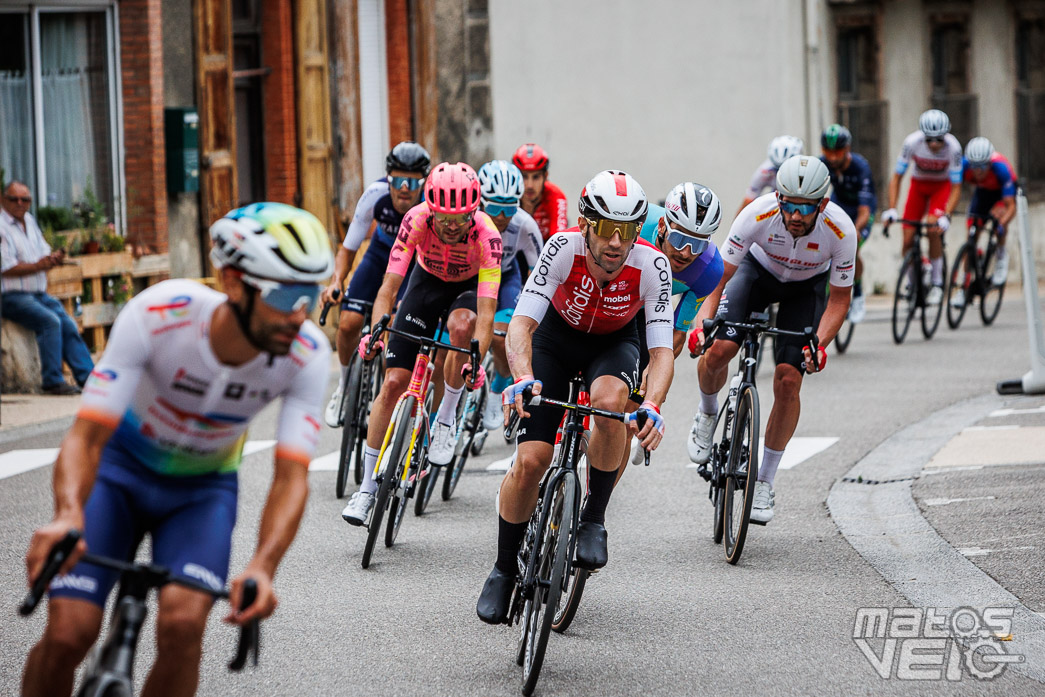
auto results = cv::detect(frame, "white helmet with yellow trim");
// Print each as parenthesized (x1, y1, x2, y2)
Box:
(209, 202, 333, 283)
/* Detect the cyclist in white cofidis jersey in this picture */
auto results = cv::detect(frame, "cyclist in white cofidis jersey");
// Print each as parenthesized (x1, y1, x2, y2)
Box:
(22, 203, 333, 697)
(736, 135, 804, 217)
(688, 156, 856, 525)
(476, 170, 673, 625)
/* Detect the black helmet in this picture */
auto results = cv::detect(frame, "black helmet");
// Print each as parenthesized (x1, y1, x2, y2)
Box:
(386, 141, 431, 176)
(821, 124, 852, 150)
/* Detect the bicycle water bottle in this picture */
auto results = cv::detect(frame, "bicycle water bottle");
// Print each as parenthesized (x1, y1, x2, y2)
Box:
(727, 374, 741, 411)
(921, 256, 932, 288)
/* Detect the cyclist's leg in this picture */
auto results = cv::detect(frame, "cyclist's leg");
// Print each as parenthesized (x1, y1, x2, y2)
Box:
(492, 260, 523, 379)
(23, 449, 148, 696)
(698, 257, 763, 411)
(926, 182, 952, 283)
(145, 470, 237, 697)
(337, 236, 395, 384)
(762, 272, 828, 485)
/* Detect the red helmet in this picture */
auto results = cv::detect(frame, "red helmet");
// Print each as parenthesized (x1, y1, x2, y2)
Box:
(424, 162, 481, 215)
(511, 143, 549, 172)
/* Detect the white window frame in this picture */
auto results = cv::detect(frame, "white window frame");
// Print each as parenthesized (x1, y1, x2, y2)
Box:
(357, 0, 390, 185)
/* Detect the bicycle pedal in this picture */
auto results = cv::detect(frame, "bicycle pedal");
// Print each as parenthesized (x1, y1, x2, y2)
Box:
(696, 464, 712, 482)
(749, 518, 768, 527)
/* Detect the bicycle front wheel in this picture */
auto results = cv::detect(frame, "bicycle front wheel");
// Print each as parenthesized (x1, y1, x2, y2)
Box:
(443, 386, 484, 501)
(892, 253, 918, 344)
(362, 396, 414, 569)
(979, 243, 1005, 325)
(946, 243, 973, 330)
(723, 385, 759, 565)
(521, 474, 577, 696)
(337, 353, 365, 498)
(387, 430, 421, 547)
(921, 252, 946, 338)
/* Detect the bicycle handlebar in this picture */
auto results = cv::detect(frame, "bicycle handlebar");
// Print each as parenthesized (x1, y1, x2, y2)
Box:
(318, 289, 340, 326)
(700, 315, 819, 369)
(882, 218, 932, 238)
(368, 313, 485, 363)
(21, 530, 260, 671)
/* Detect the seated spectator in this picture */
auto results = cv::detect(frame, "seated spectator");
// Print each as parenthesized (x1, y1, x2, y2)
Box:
(1, 180, 94, 395)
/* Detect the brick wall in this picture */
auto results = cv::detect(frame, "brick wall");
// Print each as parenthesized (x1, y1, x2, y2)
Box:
(262, 0, 298, 204)
(120, 0, 168, 252)
(386, 0, 413, 145)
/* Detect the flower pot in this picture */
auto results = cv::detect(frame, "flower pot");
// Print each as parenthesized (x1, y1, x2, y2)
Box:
(83, 240, 101, 254)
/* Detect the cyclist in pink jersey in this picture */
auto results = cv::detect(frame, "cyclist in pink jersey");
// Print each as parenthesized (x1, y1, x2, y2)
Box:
(342, 162, 503, 525)
(881, 109, 964, 304)
(513, 142, 569, 241)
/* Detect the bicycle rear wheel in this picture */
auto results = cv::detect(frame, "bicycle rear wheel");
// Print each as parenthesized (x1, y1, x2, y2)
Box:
(979, 242, 1005, 326)
(443, 386, 484, 501)
(946, 243, 973, 330)
(337, 354, 364, 498)
(362, 396, 414, 569)
(892, 253, 917, 344)
(921, 252, 946, 338)
(413, 448, 439, 516)
(708, 403, 728, 544)
(521, 474, 576, 696)
(723, 385, 759, 565)
(834, 317, 854, 354)
(357, 354, 385, 485)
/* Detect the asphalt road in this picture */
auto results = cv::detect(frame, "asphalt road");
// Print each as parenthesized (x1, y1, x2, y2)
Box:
(1, 292, 1042, 696)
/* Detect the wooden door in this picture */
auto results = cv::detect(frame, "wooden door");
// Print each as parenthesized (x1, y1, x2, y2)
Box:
(195, 0, 237, 231)
(295, 0, 336, 238)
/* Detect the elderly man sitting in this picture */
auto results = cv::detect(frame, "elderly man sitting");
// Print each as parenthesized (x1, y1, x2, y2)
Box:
(1, 180, 94, 394)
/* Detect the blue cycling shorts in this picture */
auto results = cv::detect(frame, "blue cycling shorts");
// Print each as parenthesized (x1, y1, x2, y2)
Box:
(49, 443, 238, 607)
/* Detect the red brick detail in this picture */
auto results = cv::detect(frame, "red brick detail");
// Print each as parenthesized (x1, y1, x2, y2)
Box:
(119, 0, 168, 252)
(386, 0, 413, 145)
(262, 0, 298, 204)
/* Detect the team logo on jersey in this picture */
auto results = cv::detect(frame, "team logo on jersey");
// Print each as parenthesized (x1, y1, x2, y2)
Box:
(171, 368, 208, 396)
(756, 208, 780, 222)
(146, 295, 192, 319)
(89, 368, 118, 382)
(767, 232, 788, 246)
(155, 397, 246, 430)
(806, 242, 820, 251)
(824, 218, 845, 240)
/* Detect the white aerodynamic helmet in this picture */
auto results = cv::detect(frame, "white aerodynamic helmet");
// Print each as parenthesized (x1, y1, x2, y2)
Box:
(964, 137, 994, 167)
(776, 155, 831, 200)
(578, 170, 648, 224)
(664, 182, 721, 237)
(209, 202, 334, 283)
(477, 160, 524, 203)
(768, 135, 805, 168)
(919, 109, 951, 138)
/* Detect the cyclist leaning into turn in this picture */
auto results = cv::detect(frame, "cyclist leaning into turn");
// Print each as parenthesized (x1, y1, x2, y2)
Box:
(688, 156, 856, 524)
(820, 124, 877, 324)
(341, 162, 503, 525)
(476, 170, 673, 625)
(22, 203, 334, 697)
(321, 141, 431, 427)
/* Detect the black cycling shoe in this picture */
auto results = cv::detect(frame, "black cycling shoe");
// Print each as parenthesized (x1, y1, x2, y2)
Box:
(574, 521, 608, 570)
(476, 566, 516, 624)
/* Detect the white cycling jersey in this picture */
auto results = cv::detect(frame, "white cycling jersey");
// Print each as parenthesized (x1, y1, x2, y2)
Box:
(342, 179, 402, 251)
(723, 193, 857, 286)
(744, 158, 778, 200)
(501, 208, 543, 272)
(79, 279, 330, 476)
(895, 131, 964, 183)
(515, 231, 674, 349)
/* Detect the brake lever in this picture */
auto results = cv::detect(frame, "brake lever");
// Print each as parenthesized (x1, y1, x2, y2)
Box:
(318, 289, 341, 326)
(228, 578, 259, 671)
(635, 410, 651, 466)
(20, 530, 82, 616)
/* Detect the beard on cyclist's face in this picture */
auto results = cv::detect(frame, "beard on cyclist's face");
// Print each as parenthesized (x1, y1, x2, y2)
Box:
(433, 216, 472, 244)
(657, 218, 698, 272)
(582, 218, 632, 274)
(522, 170, 546, 204)
(779, 196, 825, 237)
(247, 299, 307, 355)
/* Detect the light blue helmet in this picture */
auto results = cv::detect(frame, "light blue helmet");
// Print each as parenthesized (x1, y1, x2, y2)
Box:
(477, 160, 524, 204)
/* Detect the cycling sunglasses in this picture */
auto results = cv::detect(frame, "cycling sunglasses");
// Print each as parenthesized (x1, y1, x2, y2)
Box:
(243, 274, 321, 314)
(433, 210, 473, 226)
(388, 175, 424, 191)
(925, 136, 945, 144)
(483, 202, 518, 218)
(665, 228, 711, 255)
(584, 216, 641, 242)
(777, 197, 820, 216)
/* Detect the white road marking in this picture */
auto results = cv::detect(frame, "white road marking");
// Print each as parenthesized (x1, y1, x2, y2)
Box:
(310, 450, 345, 472)
(989, 405, 1045, 417)
(684, 436, 839, 471)
(243, 440, 277, 456)
(959, 545, 1035, 557)
(963, 425, 1020, 432)
(0, 448, 60, 480)
(924, 495, 996, 506)
(486, 455, 514, 472)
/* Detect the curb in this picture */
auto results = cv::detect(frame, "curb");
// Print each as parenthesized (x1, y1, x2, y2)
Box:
(827, 392, 1045, 684)
(0, 415, 76, 446)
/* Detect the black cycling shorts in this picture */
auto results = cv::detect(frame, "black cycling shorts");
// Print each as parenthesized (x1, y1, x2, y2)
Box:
(518, 310, 640, 445)
(384, 266, 477, 371)
(717, 255, 828, 372)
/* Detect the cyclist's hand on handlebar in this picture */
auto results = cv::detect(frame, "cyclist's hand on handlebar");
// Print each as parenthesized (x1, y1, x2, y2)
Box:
(462, 362, 486, 390)
(687, 328, 705, 357)
(357, 333, 384, 361)
(881, 208, 898, 226)
(626, 400, 664, 451)
(26, 516, 86, 585)
(320, 284, 341, 307)
(802, 344, 827, 374)
(931, 212, 950, 233)
(503, 375, 541, 420)
(225, 568, 275, 625)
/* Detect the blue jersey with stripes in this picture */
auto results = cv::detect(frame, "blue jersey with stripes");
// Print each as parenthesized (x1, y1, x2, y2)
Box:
(823, 152, 877, 224)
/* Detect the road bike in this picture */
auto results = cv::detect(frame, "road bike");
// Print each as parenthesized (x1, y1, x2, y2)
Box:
(21, 530, 259, 697)
(946, 215, 1006, 329)
(319, 293, 386, 497)
(695, 313, 817, 564)
(504, 380, 649, 695)
(359, 315, 480, 568)
(885, 219, 947, 344)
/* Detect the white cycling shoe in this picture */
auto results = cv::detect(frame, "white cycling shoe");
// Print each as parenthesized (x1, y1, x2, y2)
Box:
(926, 285, 944, 306)
(428, 419, 457, 466)
(687, 411, 716, 464)
(341, 491, 375, 526)
(950, 288, 966, 309)
(324, 386, 343, 428)
(992, 252, 1009, 286)
(848, 295, 866, 324)
(483, 393, 503, 432)
(750, 481, 775, 524)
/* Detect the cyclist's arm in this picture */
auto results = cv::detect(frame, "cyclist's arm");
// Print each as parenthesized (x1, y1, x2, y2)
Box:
(371, 272, 404, 333)
(854, 205, 872, 233)
(342, 183, 383, 251)
(997, 195, 1017, 227)
(695, 261, 738, 326)
(474, 296, 497, 360)
(816, 283, 850, 348)
(887, 171, 903, 210)
(672, 329, 687, 359)
(322, 246, 355, 305)
(940, 184, 961, 219)
(505, 314, 538, 382)
(372, 212, 420, 326)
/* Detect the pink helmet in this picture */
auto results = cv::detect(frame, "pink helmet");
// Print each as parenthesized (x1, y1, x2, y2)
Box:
(425, 162, 481, 215)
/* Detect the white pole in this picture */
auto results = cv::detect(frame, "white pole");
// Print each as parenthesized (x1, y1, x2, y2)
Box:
(998, 189, 1045, 394)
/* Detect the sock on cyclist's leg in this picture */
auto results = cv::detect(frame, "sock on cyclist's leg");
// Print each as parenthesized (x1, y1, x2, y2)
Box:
(338, 363, 349, 391)
(491, 370, 512, 395)
(580, 467, 619, 525)
(436, 382, 464, 425)
(699, 388, 719, 417)
(495, 516, 529, 574)
(360, 445, 381, 495)
(758, 446, 784, 487)
(931, 257, 944, 286)
(853, 280, 863, 298)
